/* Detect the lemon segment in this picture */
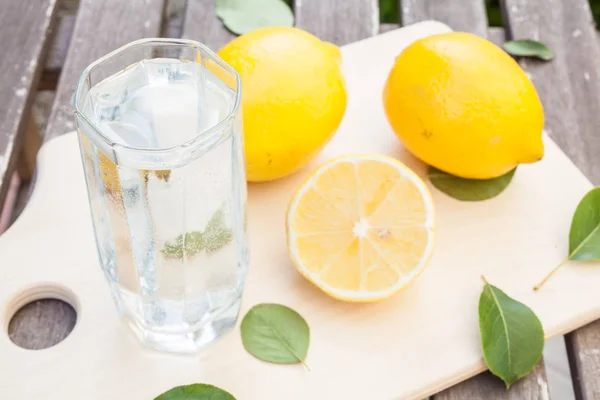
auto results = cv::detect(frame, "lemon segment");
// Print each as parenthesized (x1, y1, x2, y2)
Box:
(286, 155, 436, 302)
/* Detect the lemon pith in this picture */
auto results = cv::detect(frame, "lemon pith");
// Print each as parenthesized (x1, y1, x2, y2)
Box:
(286, 155, 436, 302)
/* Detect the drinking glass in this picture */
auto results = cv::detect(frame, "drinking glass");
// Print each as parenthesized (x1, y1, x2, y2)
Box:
(73, 38, 248, 354)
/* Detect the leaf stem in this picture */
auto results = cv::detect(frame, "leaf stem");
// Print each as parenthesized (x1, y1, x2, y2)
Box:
(533, 222, 600, 291)
(533, 256, 569, 291)
(300, 359, 311, 371)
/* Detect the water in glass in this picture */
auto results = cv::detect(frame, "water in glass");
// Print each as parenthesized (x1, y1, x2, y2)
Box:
(74, 40, 248, 354)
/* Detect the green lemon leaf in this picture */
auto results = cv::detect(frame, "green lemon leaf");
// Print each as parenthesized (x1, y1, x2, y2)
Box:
(503, 40, 555, 61)
(534, 187, 600, 290)
(241, 303, 310, 365)
(479, 278, 545, 388)
(568, 187, 600, 260)
(428, 166, 516, 201)
(154, 383, 235, 400)
(216, 0, 294, 35)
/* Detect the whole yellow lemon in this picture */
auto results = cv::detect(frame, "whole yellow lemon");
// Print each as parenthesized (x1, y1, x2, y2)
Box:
(383, 32, 544, 179)
(218, 27, 347, 182)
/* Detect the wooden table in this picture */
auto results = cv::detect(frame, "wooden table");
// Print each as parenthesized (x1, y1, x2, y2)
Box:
(2, 0, 600, 398)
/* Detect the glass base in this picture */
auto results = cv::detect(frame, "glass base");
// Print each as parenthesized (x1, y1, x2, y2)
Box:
(123, 297, 241, 354)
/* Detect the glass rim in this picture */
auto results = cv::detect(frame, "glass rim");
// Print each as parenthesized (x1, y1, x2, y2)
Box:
(73, 37, 242, 155)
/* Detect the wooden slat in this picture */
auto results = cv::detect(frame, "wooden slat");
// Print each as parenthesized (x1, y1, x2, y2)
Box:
(44, 0, 165, 142)
(163, 0, 186, 38)
(435, 362, 550, 400)
(40, 0, 77, 90)
(379, 23, 400, 34)
(566, 323, 600, 399)
(488, 27, 507, 46)
(8, 0, 166, 351)
(182, 0, 235, 50)
(8, 299, 76, 350)
(399, 1, 550, 398)
(0, 0, 57, 220)
(295, 0, 379, 45)
(400, 0, 488, 38)
(501, 1, 600, 396)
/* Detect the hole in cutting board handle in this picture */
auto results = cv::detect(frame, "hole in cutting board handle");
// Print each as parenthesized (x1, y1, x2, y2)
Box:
(5, 284, 78, 350)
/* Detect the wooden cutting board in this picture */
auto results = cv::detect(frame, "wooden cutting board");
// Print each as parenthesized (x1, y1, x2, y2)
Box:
(1, 21, 598, 400)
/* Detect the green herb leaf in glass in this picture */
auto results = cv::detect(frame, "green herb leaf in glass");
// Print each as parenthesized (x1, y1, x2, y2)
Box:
(162, 234, 185, 258)
(428, 166, 516, 201)
(162, 208, 232, 259)
(204, 209, 233, 253)
(154, 383, 236, 400)
(503, 40, 555, 61)
(216, 0, 294, 35)
(534, 187, 600, 290)
(185, 231, 206, 254)
(241, 303, 310, 367)
(162, 231, 205, 259)
(479, 277, 544, 388)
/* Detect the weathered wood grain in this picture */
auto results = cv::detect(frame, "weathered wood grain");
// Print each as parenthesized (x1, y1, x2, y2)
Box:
(44, 0, 165, 141)
(182, 0, 236, 51)
(8, 300, 76, 350)
(379, 23, 400, 34)
(434, 363, 550, 400)
(163, 0, 186, 38)
(0, 0, 57, 221)
(488, 26, 507, 46)
(40, 0, 77, 90)
(501, 0, 600, 183)
(566, 323, 600, 400)
(400, 0, 488, 38)
(295, 0, 379, 45)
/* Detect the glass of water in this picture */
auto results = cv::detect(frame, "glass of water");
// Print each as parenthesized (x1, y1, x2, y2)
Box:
(73, 38, 248, 354)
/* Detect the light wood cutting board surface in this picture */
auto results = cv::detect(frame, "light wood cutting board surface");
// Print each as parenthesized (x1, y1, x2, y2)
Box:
(1, 21, 599, 400)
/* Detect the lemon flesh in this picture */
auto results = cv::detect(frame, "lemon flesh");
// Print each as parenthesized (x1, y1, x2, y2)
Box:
(286, 155, 436, 302)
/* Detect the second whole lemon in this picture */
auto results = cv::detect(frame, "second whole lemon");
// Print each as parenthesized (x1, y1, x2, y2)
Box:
(218, 27, 347, 182)
(383, 32, 544, 179)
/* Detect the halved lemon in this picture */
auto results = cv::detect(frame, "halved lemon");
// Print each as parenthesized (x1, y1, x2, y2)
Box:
(286, 155, 436, 302)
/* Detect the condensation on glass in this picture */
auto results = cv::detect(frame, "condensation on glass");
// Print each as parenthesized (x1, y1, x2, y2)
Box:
(73, 38, 248, 354)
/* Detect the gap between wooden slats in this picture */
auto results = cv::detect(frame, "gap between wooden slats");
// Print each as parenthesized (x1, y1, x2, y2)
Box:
(44, 0, 166, 142)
